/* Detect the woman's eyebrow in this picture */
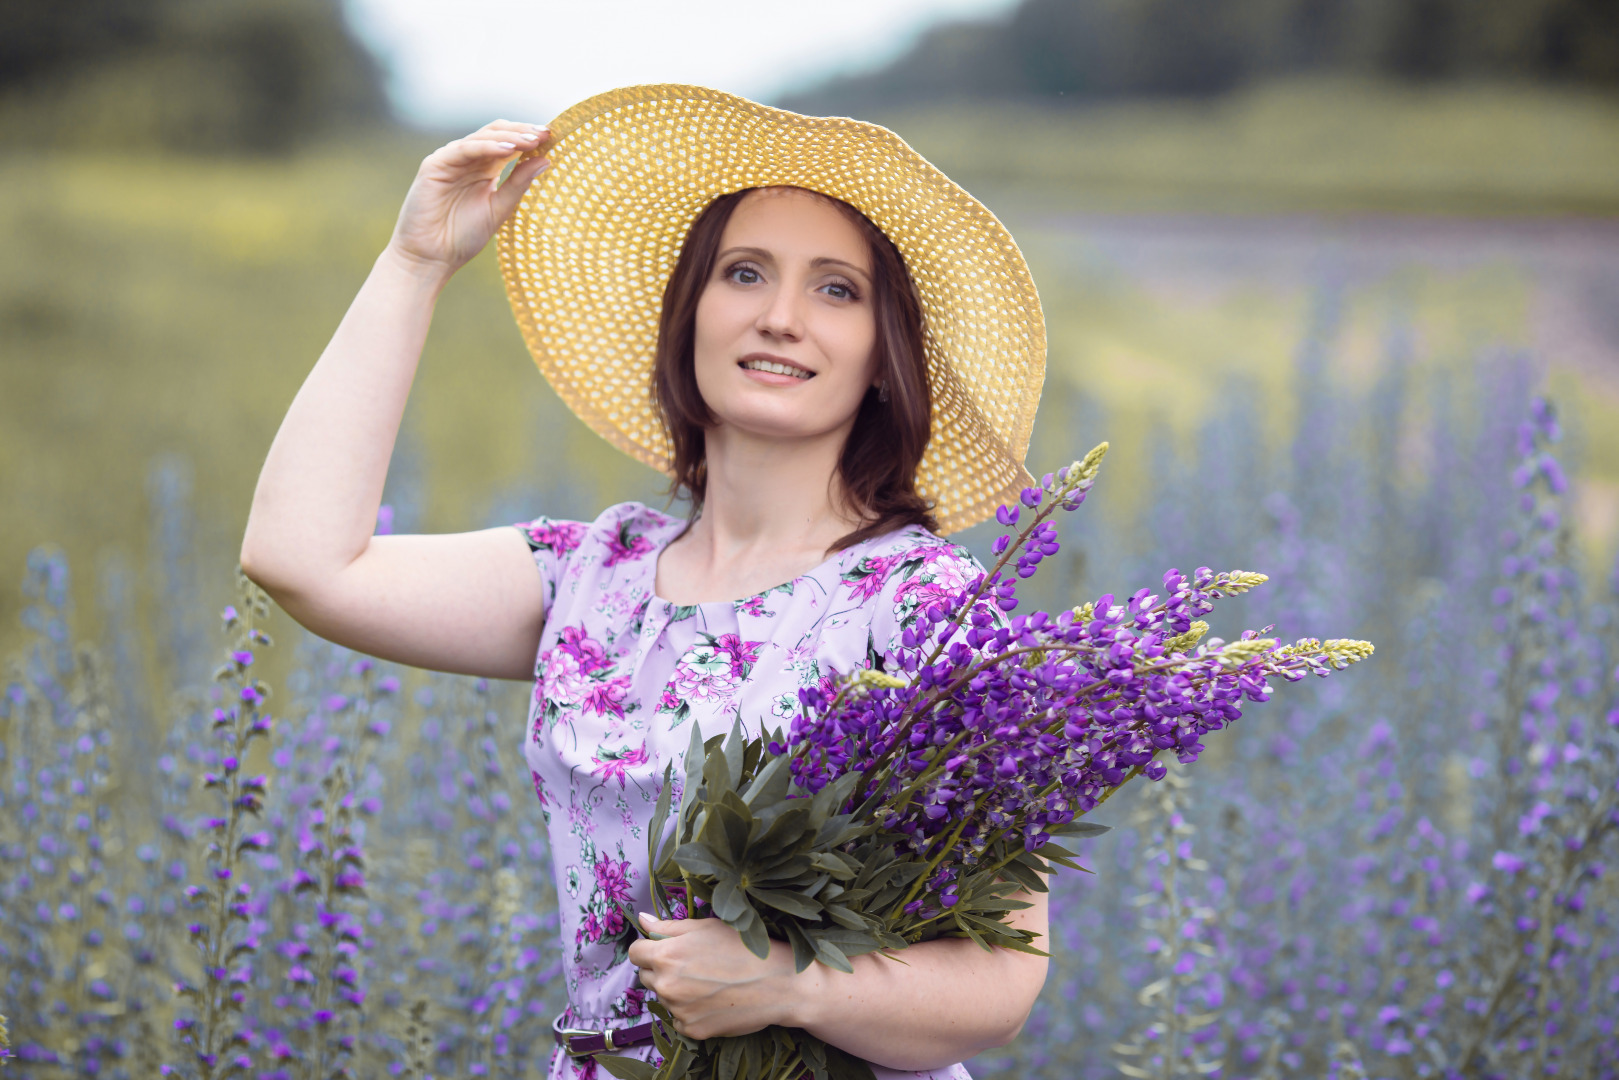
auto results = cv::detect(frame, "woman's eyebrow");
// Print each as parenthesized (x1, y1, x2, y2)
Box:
(716, 245, 774, 264)
(811, 257, 872, 281)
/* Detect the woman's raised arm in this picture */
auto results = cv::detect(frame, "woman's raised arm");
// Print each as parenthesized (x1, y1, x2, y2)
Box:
(239, 121, 553, 681)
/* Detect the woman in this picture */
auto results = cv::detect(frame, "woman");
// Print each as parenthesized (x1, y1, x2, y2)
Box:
(240, 85, 1049, 1080)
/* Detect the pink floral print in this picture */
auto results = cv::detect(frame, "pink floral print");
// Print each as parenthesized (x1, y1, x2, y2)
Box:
(603, 522, 656, 568)
(513, 502, 983, 1080)
(591, 741, 649, 787)
(524, 519, 589, 555)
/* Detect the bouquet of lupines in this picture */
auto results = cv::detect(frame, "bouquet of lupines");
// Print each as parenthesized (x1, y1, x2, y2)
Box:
(601, 443, 1373, 1080)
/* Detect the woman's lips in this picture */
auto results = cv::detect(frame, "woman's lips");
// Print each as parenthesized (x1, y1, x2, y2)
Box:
(738, 354, 814, 381)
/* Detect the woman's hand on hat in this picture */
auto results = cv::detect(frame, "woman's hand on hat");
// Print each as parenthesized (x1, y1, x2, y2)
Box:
(384, 120, 552, 279)
(628, 912, 805, 1040)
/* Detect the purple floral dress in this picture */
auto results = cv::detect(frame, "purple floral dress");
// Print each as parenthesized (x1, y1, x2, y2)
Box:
(515, 502, 984, 1080)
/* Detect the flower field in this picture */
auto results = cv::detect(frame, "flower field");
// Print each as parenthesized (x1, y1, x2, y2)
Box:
(4, 343, 1617, 1076)
(4, 90, 1619, 1077)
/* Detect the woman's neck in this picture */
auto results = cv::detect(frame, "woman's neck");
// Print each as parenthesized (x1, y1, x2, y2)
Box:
(655, 424, 865, 605)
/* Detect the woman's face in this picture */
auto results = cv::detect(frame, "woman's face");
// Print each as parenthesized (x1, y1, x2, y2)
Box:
(692, 187, 879, 445)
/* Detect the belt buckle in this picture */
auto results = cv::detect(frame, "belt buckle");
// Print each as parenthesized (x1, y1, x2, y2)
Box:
(560, 1026, 615, 1057)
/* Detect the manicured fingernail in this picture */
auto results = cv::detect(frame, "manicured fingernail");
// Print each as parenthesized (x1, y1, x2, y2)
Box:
(518, 131, 538, 141)
(496, 141, 516, 150)
(638, 911, 654, 923)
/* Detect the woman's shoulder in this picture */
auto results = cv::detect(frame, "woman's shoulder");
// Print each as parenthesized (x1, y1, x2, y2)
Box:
(847, 522, 983, 575)
(512, 501, 683, 560)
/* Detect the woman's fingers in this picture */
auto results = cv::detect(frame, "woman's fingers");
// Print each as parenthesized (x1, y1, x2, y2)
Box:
(455, 120, 549, 158)
(430, 136, 531, 171)
(471, 118, 549, 139)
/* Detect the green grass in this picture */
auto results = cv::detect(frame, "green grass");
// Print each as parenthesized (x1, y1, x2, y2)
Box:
(876, 78, 1619, 216)
(3, 80, 1617, 666)
(0, 136, 664, 667)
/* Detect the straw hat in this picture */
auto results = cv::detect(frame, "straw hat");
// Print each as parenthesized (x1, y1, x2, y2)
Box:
(496, 84, 1045, 535)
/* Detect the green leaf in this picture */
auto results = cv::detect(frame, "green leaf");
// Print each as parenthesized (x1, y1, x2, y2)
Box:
(703, 740, 733, 802)
(874, 929, 909, 950)
(810, 933, 854, 973)
(722, 717, 746, 792)
(1051, 820, 1111, 839)
(711, 877, 749, 922)
(595, 1055, 657, 1080)
(750, 805, 812, 859)
(742, 1031, 763, 1079)
(648, 761, 675, 869)
(736, 906, 771, 960)
(823, 1041, 879, 1080)
(615, 900, 660, 941)
(809, 850, 861, 878)
(957, 893, 1031, 913)
(696, 802, 740, 871)
(801, 1033, 831, 1080)
(885, 861, 930, 888)
(823, 903, 869, 931)
(849, 842, 899, 889)
(714, 798, 753, 863)
(741, 727, 763, 779)
(749, 887, 823, 920)
(750, 853, 815, 883)
(993, 936, 1053, 957)
(680, 724, 708, 816)
(741, 753, 793, 809)
(785, 921, 817, 973)
(815, 927, 884, 951)
(672, 842, 734, 879)
(997, 857, 1047, 893)
(717, 1033, 744, 1080)
(949, 912, 992, 951)
(809, 772, 861, 830)
(953, 910, 1013, 935)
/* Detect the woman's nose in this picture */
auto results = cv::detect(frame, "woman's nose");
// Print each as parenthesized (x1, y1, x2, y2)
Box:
(754, 285, 804, 340)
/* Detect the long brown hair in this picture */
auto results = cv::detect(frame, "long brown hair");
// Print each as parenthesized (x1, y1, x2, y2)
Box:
(651, 187, 938, 551)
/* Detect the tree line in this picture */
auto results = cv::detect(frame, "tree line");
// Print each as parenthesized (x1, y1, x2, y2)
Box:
(0, 0, 387, 153)
(780, 0, 1619, 114)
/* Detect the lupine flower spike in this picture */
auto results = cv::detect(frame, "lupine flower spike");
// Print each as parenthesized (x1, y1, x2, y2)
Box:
(169, 571, 277, 1080)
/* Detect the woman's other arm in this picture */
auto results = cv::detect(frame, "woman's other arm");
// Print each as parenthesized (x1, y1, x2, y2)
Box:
(631, 888, 1049, 1072)
(239, 122, 552, 680)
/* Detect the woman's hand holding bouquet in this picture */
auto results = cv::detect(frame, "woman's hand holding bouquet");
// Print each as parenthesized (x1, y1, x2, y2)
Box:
(603, 443, 1373, 1080)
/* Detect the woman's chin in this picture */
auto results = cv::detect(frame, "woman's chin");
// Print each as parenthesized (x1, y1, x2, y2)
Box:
(706, 406, 854, 449)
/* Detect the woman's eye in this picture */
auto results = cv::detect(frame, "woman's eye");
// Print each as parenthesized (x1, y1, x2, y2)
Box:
(726, 264, 762, 285)
(822, 280, 859, 301)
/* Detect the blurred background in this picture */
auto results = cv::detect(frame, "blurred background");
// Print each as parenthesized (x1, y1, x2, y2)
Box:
(4, 2, 1619, 1075)
(3, 0, 1616, 670)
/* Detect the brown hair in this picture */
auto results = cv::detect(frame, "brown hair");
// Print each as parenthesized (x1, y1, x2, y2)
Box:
(651, 187, 938, 551)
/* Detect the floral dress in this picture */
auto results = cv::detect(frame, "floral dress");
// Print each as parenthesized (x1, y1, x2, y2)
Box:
(515, 502, 985, 1080)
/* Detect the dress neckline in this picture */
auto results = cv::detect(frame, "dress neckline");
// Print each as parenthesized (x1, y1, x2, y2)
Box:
(647, 514, 912, 609)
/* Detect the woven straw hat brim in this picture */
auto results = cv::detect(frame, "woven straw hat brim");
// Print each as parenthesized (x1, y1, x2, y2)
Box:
(496, 84, 1045, 534)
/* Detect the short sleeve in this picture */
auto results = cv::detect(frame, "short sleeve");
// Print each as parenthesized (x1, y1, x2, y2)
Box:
(865, 533, 990, 671)
(511, 516, 590, 611)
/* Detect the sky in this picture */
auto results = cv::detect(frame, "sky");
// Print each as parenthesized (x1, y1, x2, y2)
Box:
(344, 0, 1020, 130)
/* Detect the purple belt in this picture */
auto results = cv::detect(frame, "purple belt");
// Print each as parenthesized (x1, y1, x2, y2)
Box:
(552, 1013, 663, 1058)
